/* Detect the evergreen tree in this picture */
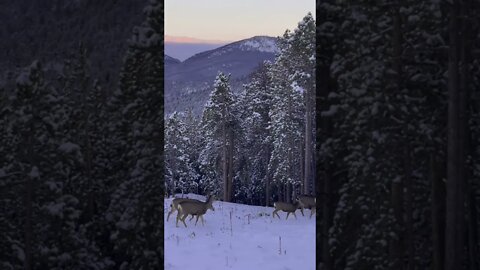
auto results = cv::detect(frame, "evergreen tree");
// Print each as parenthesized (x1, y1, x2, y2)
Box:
(200, 72, 236, 201)
(106, 0, 164, 267)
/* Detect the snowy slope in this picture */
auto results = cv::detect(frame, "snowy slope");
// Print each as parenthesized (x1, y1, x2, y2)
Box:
(164, 196, 315, 270)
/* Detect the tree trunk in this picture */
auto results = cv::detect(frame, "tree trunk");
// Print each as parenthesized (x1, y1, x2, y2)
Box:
(390, 179, 404, 269)
(446, 1, 465, 269)
(24, 173, 33, 270)
(227, 126, 234, 202)
(322, 171, 332, 269)
(467, 191, 478, 270)
(286, 182, 292, 203)
(431, 154, 445, 270)
(24, 128, 34, 270)
(222, 117, 228, 202)
(301, 138, 305, 195)
(304, 84, 312, 195)
(389, 5, 404, 269)
(265, 148, 271, 206)
(405, 150, 414, 270)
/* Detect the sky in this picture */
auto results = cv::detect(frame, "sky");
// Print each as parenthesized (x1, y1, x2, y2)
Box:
(165, 0, 316, 42)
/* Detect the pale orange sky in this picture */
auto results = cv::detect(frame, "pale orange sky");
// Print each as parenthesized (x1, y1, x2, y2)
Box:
(165, 0, 315, 42)
(164, 35, 229, 44)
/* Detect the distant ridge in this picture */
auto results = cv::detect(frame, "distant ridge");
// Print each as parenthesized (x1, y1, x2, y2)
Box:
(165, 36, 279, 115)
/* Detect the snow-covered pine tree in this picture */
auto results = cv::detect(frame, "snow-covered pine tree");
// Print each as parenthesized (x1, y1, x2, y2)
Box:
(106, 0, 164, 268)
(285, 12, 316, 196)
(267, 34, 305, 203)
(200, 72, 236, 202)
(235, 61, 274, 205)
(165, 112, 199, 195)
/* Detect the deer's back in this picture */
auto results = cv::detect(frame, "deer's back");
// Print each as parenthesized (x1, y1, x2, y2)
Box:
(172, 198, 202, 208)
(178, 201, 207, 215)
(274, 202, 297, 211)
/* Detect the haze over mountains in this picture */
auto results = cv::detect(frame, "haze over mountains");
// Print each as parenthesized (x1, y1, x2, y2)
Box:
(164, 35, 230, 61)
(164, 36, 279, 115)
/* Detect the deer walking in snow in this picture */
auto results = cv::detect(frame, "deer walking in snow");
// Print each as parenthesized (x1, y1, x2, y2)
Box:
(167, 198, 204, 222)
(272, 199, 303, 220)
(298, 195, 316, 218)
(176, 195, 215, 227)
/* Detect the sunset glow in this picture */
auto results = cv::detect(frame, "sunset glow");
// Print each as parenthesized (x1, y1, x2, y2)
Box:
(165, 0, 315, 42)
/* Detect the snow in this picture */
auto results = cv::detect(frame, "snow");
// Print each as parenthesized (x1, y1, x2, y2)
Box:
(29, 166, 39, 178)
(16, 72, 31, 86)
(165, 197, 315, 270)
(291, 81, 304, 93)
(240, 37, 278, 53)
(208, 36, 278, 59)
(321, 105, 338, 117)
(16, 60, 40, 86)
(12, 244, 25, 261)
(44, 201, 65, 218)
(173, 193, 207, 201)
(58, 142, 80, 153)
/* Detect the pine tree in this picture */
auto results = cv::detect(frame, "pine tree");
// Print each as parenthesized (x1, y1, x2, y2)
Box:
(267, 43, 305, 203)
(200, 72, 236, 201)
(106, 0, 164, 267)
(236, 62, 274, 205)
(165, 112, 199, 195)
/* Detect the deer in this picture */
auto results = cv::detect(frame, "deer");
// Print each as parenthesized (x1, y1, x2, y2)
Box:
(167, 197, 204, 222)
(272, 199, 303, 220)
(176, 195, 215, 228)
(298, 195, 316, 218)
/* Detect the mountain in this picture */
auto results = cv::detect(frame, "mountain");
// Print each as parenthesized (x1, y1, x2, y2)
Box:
(165, 54, 181, 66)
(165, 43, 226, 62)
(165, 36, 278, 115)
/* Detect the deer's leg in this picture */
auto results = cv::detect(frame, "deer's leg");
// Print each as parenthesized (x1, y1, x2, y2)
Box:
(300, 208, 305, 216)
(189, 214, 195, 221)
(181, 214, 188, 228)
(200, 215, 205, 225)
(293, 212, 297, 219)
(167, 205, 175, 221)
(273, 209, 279, 219)
(195, 215, 200, 226)
(286, 212, 290, 220)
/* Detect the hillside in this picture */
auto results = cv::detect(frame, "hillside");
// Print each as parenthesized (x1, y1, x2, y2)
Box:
(164, 195, 315, 270)
(164, 36, 279, 115)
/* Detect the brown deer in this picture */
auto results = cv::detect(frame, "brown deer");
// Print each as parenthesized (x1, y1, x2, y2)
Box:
(167, 198, 203, 222)
(272, 199, 303, 220)
(176, 195, 215, 227)
(298, 195, 316, 218)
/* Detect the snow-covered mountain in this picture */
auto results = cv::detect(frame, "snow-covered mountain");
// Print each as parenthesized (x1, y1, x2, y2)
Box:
(165, 36, 278, 115)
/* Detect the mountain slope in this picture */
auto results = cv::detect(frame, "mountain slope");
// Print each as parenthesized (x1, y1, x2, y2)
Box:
(165, 36, 278, 115)
(165, 54, 181, 65)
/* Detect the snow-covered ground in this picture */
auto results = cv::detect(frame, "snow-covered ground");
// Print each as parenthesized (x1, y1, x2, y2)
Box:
(164, 195, 316, 270)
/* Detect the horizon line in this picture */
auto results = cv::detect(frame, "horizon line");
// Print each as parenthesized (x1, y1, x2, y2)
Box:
(165, 35, 232, 44)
